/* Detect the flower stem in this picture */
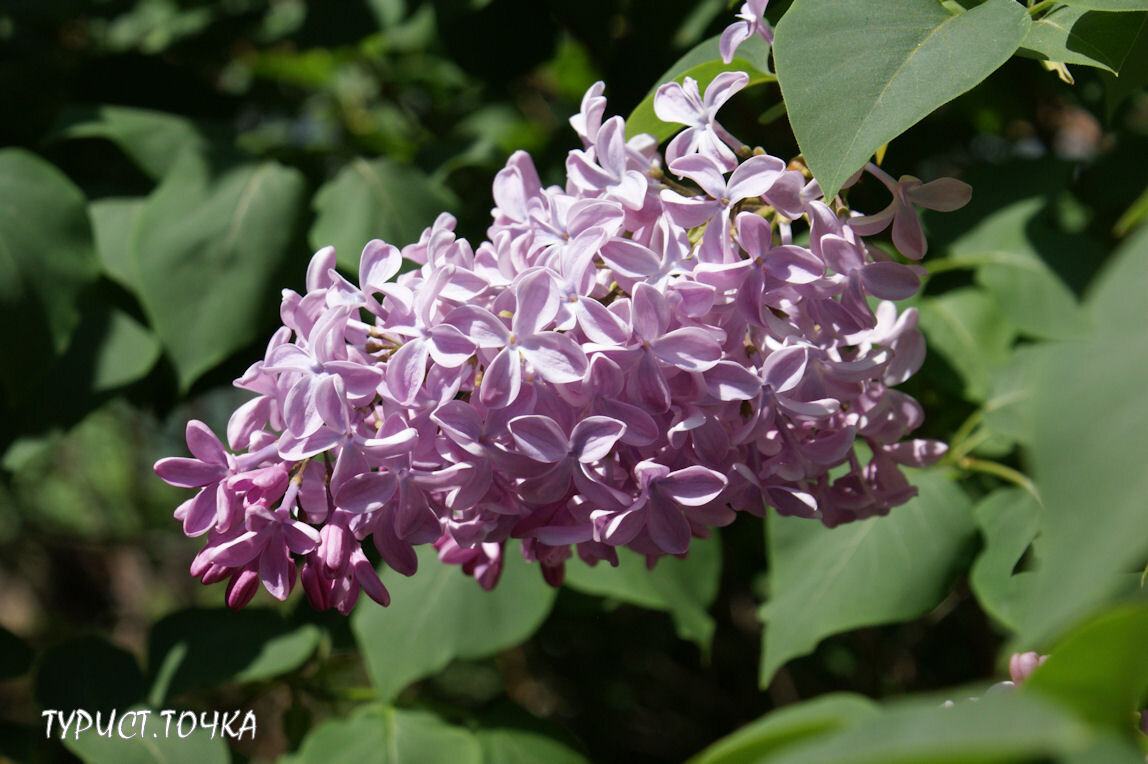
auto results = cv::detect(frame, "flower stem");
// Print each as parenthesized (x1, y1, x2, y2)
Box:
(1028, 1, 1056, 17)
(957, 456, 1041, 502)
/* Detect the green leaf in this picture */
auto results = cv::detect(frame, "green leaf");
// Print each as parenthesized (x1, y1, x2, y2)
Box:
(760, 691, 1093, 764)
(0, 149, 100, 405)
(563, 533, 721, 651)
(351, 543, 557, 702)
(940, 197, 1089, 340)
(0, 625, 33, 681)
(89, 197, 146, 292)
(773, 0, 1030, 200)
(35, 637, 147, 714)
(1113, 181, 1148, 237)
(476, 728, 589, 764)
(980, 344, 1054, 447)
(688, 694, 879, 764)
(916, 288, 1017, 402)
(309, 157, 459, 273)
(132, 152, 307, 391)
(1055, 0, 1148, 10)
(1088, 223, 1148, 336)
(1018, 225, 1148, 646)
(625, 35, 775, 143)
(59, 106, 208, 181)
(1100, 12, 1148, 117)
(1019, 7, 1147, 73)
(147, 608, 321, 704)
(283, 705, 481, 764)
(46, 300, 163, 395)
(86, 308, 162, 391)
(63, 708, 231, 764)
(1024, 602, 1148, 735)
(759, 469, 975, 686)
(969, 488, 1040, 631)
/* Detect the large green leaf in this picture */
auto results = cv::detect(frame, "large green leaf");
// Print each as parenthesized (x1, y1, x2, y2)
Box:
(476, 728, 589, 764)
(563, 533, 721, 651)
(773, 0, 1029, 199)
(980, 344, 1053, 447)
(132, 152, 306, 390)
(1101, 14, 1148, 116)
(309, 157, 458, 273)
(89, 197, 146, 292)
(916, 288, 1017, 402)
(1055, 0, 1148, 10)
(1024, 602, 1148, 734)
(59, 106, 207, 181)
(0, 149, 100, 404)
(351, 543, 557, 702)
(936, 195, 1089, 340)
(759, 469, 974, 686)
(147, 608, 321, 704)
(86, 307, 162, 391)
(689, 694, 879, 764)
(1018, 226, 1148, 646)
(969, 488, 1040, 631)
(283, 705, 481, 764)
(1019, 7, 1147, 73)
(625, 35, 775, 143)
(63, 707, 231, 764)
(761, 691, 1095, 764)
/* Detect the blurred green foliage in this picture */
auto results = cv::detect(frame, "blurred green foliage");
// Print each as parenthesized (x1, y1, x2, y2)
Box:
(2, 0, 1148, 762)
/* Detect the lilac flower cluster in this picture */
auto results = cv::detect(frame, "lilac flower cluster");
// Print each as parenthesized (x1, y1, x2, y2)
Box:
(155, 68, 968, 613)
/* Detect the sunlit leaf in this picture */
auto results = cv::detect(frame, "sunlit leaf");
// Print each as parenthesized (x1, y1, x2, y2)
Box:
(980, 344, 1054, 447)
(759, 470, 975, 686)
(969, 488, 1040, 631)
(310, 157, 459, 273)
(283, 705, 481, 764)
(689, 694, 879, 764)
(761, 691, 1094, 764)
(0, 149, 100, 404)
(1018, 226, 1148, 646)
(917, 288, 1017, 402)
(937, 195, 1089, 340)
(132, 152, 307, 390)
(1024, 602, 1148, 734)
(89, 198, 146, 292)
(351, 543, 556, 702)
(1019, 7, 1147, 73)
(477, 728, 589, 764)
(59, 106, 207, 181)
(774, 0, 1029, 199)
(1055, 0, 1148, 10)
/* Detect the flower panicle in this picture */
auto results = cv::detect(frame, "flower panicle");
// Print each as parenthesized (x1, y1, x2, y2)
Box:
(156, 65, 969, 611)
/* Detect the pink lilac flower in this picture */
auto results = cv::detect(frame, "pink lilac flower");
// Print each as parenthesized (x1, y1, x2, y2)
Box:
(654, 72, 749, 171)
(720, 0, 773, 64)
(848, 163, 973, 259)
(156, 45, 968, 610)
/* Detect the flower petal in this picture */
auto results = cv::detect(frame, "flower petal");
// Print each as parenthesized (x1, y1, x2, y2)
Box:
(509, 415, 569, 463)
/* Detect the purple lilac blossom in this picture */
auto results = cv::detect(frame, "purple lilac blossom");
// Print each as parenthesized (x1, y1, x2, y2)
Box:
(720, 0, 773, 65)
(157, 69, 967, 611)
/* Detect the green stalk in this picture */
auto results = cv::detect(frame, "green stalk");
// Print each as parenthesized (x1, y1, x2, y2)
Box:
(958, 456, 1041, 502)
